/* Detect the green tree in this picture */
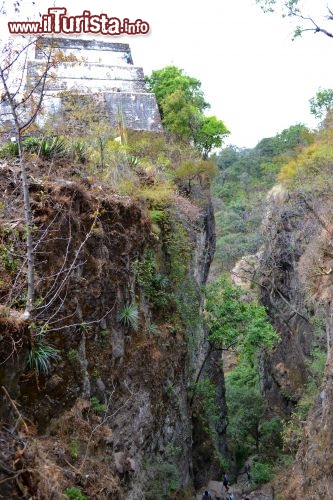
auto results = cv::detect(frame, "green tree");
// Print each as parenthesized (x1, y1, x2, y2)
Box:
(146, 65, 209, 118)
(194, 115, 230, 159)
(190, 275, 277, 407)
(256, 124, 312, 156)
(175, 159, 217, 192)
(161, 88, 202, 141)
(226, 354, 282, 464)
(309, 88, 333, 119)
(226, 363, 265, 453)
(213, 124, 313, 270)
(0, 36, 77, 316)
(146, 65, 229, 157)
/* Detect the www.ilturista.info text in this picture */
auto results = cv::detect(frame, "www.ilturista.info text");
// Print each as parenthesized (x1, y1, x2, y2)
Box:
(8, 8, 150, 35)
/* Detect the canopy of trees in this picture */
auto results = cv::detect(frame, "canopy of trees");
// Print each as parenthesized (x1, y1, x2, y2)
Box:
(212, 123, 313, 269)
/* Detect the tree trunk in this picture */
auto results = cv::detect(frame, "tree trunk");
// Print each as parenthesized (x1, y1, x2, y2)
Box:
(0, 67, 35, 315)
(18, 133, 35, 314)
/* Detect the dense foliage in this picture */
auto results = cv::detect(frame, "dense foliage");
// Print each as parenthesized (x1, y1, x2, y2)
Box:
(278, 119, 333, 194)
(146, 66, 229, 158)
(212, 124, 313, 269)
(226, 361, 282, 475)
(205, 275, 278, 359)
(203, 276, 281, 478)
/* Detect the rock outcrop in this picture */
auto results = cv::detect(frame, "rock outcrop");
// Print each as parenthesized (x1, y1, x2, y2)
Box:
(0, 159, 217, 498)
(257, 185, 333, 498)
(257, 186, 317, 415)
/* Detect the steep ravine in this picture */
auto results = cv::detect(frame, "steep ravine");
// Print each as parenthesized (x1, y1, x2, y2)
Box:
(0, 161, 220, 498)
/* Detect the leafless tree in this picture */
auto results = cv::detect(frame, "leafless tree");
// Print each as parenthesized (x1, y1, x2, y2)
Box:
(0, 33, 77, 316)
(256, 0, 333, 39)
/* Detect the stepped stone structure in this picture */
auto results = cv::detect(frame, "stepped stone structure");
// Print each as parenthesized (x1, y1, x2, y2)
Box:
(27, 37, 162, 132)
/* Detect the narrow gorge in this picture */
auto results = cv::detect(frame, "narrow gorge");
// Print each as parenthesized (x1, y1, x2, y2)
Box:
(1, 34, 333, 500)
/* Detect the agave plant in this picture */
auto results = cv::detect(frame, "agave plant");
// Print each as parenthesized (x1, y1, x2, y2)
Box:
(154, 273, 169, 290)
(127, 155, 140, 167)
(70, 138, 89, 164)
(146, 322, 160, 336)
(37, 136, 68, 160)
(118, 302, 139, 331)
(26, 337, 60, 375)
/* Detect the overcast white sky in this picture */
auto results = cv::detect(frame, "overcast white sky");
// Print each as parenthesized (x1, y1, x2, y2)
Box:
(2, 0, 333, 147)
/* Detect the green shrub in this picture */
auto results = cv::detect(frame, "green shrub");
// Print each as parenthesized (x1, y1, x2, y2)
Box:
(23, 136, 40, 153)
(69, 437, 79, 459)
(148, 209, 167, 223)
(96, 328, 109, 347)
(277, 136, 333, 196)
(127, 154, 140, 167)
(90, 396, 106, 414)
(259, 416, 283, 456)
(0, 245, 18, 273)
(67, 349, 79, 362)
(145, 461, 181, 499)
(64, 486, 87, 500)
(281, 418, 299, 455)
(126, 131, 167, 162)
(0, 141, 19, 158)
(132, 251, 170, 308)
(146, 322, 160, 336)
(136, 182, 174, 203)
(251, 461, 273, 485)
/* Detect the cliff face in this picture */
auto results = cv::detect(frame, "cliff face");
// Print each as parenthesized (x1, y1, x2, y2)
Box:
(285, 328, 333, 499)
(284, 215, 333, 499)
(256, 185, 333, 498)
(257, 186, 316, 415)
(0, 161, 216, 498)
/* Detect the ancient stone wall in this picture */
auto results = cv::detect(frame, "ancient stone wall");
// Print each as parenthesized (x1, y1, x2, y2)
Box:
(28, 37, 163, 132)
